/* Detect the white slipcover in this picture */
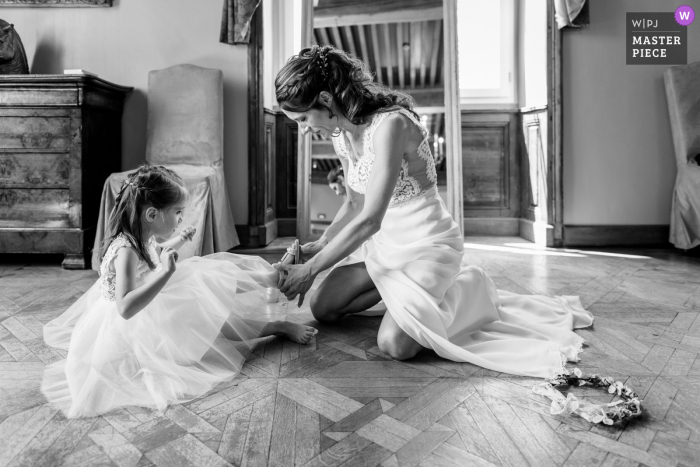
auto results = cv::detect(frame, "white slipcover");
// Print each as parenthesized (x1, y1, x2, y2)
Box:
(92, 64, 238, 270)
(665, 61, 700, 250)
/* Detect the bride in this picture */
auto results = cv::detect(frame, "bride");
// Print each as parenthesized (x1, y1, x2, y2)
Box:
(273, 45, 593, 378)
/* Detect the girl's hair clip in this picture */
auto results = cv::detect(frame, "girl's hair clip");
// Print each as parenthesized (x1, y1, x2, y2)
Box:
(123, 179, 147, 191)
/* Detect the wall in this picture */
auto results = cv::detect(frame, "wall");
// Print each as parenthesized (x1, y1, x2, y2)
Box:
(310, 183, 344, 222)
(562, 0, 700, 225)
(4, 0, 250, 224)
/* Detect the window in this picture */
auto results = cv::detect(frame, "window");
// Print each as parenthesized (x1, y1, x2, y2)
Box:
(457, 0, 516, 105)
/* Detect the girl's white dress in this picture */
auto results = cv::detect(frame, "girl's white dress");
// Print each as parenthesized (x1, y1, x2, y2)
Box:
(332, 108, 594, 378)
(43, 236, 277, 418)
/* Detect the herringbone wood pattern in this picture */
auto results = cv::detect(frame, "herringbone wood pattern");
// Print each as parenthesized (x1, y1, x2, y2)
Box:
(1, 238, 700, 467)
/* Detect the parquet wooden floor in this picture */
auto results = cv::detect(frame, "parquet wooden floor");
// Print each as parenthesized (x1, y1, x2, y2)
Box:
(1, 237, 700, 467)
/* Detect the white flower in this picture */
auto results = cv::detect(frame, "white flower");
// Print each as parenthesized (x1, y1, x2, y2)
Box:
(532, 383, 553, 396)
(590, 414, 604, 424)
(551, 394, 580, 415)
(602, 418, 614, 425)
(573, 368, 583, 378)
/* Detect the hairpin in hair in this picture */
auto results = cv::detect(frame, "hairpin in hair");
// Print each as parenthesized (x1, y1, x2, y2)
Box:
(318, 47, 330, 81)
(122, 179, 147, 191)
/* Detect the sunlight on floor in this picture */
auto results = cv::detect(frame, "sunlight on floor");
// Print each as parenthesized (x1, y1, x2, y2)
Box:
(463, 243, 586, 257)
(502, 243, 652, 260)
(462, 242, 652, 259)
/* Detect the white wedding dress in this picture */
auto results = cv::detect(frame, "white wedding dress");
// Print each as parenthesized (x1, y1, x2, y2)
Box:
(331, 108, 593, 378)
(43, 235, 279, 418)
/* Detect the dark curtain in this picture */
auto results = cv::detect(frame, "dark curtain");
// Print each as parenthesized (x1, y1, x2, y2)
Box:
(220, 0, 261, 45)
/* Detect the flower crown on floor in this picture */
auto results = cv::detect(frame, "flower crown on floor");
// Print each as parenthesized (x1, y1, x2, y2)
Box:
(532, 368, 642, 425)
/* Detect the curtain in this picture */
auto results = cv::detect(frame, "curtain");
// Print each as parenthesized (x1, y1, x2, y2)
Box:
(220, 0, 261, 45)
(554, 0, 587, 29)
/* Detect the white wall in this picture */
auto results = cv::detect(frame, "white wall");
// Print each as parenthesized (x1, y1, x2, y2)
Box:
(562, 0, 700, 225)
(310, 183, 344, 221)
(4, 0, 250, 224)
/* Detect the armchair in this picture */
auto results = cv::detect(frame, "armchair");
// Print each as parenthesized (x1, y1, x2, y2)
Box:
(665, 60, 700, 250)
(91, 64, 238, 269)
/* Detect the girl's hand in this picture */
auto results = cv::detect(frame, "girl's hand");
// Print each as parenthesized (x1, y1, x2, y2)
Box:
(300, 238, 328, 262)
(273, 263, 315, 307)
(160, 247, 179, 273)
(180, 226, 196, 242)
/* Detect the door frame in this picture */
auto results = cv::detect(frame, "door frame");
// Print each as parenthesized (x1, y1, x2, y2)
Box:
(547, 0, 564, 246)
(296, 0, 315, 243)
(248, 0, 564, 245)
(295, 0, 465, 242)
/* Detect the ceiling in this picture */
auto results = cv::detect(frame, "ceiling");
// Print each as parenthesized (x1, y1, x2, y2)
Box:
(310, 0, 446, 178)
(313, 20, 444, 92)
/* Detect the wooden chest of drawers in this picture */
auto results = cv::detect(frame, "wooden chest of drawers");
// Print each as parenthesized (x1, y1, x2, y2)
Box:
(0, 75, 132, 268)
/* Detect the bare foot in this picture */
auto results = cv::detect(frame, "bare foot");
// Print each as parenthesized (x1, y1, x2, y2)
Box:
(272, 321, 317, 344)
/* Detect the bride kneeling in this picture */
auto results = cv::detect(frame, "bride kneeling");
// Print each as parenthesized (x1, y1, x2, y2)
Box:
(273, 45, 593, 379)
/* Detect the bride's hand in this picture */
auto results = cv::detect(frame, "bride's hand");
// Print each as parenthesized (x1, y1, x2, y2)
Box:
(300, 238, 327, 262)
(273, 263, 315, 307)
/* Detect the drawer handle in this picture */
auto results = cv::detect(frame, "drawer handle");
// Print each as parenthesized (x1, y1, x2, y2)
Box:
(0, 190, 18, 207)
(0, 158, 16, 177)
(20, 132, 53, 149)
(26, 175, 46, 185)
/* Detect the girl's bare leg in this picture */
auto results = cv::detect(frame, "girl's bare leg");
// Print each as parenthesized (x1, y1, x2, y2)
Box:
(221, 268, 317, 344)
(221, 319, 316, 344)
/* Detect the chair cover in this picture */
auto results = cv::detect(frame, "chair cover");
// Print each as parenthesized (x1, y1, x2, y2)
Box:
(91, 64, 238, 270)
(664, 61, 700, 250)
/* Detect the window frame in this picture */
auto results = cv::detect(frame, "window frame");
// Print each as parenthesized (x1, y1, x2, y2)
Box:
(458, 0, 517, 106)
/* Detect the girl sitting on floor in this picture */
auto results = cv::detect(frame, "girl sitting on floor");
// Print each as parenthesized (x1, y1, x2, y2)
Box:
(43, 164, 315, 418)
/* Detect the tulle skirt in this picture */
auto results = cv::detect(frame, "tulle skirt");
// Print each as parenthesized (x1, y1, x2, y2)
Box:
(337, 187, 594, 378)
(43, 254, 278, 418)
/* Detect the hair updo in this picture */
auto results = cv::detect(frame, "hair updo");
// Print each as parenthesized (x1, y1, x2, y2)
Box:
(101, 164, 188, 270)
(275, 45, 417, 126)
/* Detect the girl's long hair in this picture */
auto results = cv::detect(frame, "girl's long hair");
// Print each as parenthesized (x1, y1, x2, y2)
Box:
(275, 45, 418, 126)
(100, 165, 187, 270)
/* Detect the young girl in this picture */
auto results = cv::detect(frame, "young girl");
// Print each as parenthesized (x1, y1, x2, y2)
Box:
(43, 165, 315, 418)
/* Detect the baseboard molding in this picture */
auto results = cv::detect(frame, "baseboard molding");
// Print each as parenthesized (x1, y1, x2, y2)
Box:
(234, 220, 277, 248)
(463, 217, 519, 236)
(262, 219, 278, 246)
(518, 218, 554, 246)
(563, 225, 671, 247)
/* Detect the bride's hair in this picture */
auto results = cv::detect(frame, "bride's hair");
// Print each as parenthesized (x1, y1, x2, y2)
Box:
(101, 165, 188, 270)
(275, 45, 417, 125)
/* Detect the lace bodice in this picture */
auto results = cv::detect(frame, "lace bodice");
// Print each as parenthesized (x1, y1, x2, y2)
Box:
(332, 108, 437, 207)
(99, 234, 160, 302)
